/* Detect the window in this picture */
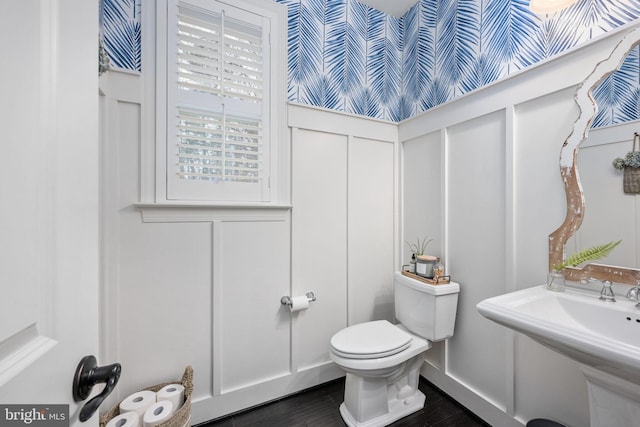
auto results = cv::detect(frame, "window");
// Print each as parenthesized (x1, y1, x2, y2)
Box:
(158, 0, 285, 203)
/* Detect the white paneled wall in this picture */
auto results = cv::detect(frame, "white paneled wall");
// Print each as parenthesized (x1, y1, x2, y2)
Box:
(99, 22, 640, 427)
(217, 220, 292, 393)
(348, 137, 395, 325)
(290, 105, 397, 331)
(100, 73, 397, 423)
(401, 131, 442, 257)
(291, 128, 348, 370)
(446, 110, 508, 406)
(401, 92, 581, 426)
(401, 132, 446, 368)
(398, 24, 634, 427)
(511, 89, 591, 425)
(513, 88, 577, 284)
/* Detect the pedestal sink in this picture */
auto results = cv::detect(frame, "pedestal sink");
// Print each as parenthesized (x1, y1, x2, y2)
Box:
(477, 285, 640, 427)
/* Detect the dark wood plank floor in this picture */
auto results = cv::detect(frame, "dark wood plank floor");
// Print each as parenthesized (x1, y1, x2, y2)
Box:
(198, 377, 489, 427)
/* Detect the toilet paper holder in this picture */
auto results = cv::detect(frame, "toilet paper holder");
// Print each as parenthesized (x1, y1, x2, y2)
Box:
(281, 291, 316, 307)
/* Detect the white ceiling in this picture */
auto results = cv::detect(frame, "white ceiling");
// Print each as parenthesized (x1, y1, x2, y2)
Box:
(357, 0, 419, 18)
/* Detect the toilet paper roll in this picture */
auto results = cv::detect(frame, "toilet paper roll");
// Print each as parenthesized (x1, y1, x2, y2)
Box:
(156, 384, 185, 410)
(106, 412, 140, 427)
(143, 401, 174, 427)
(119, 390, 157, 418)
(289, 295, 309, 312)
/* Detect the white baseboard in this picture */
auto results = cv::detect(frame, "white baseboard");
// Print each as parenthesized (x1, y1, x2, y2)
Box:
(191, 363, 344, 424)
(421, 363, 526, 427)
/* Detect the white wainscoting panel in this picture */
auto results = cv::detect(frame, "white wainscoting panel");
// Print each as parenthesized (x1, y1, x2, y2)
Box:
(401, 131, 443, 262)
(508, 88, 589, 425)
(289, 105, 397, 373)
(513, 87, 578, 286)
(291, 128, 348, 370)
(217, 220, 292, 392)
(401, 131, 446, 369)
(348, 137, 395, 325)
(445, 111, 508, 407)
(117, 218, 213, 395)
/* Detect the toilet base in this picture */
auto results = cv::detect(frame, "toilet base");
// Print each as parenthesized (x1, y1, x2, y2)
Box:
(339, 390, 426, 427)
(337, 352, 427, 427)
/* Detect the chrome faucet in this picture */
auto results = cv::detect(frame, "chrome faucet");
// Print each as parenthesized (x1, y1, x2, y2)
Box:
(626, 286, 640, 307)
(581, 277, 616, 302)
(599, 280, 616, 302)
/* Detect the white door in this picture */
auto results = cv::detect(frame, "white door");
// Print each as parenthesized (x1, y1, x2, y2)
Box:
(0, 0, 102, 425)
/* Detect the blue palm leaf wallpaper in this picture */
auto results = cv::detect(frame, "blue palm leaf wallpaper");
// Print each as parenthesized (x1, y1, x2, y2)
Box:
(483, 0, 538, 75)
(369, 11, 403, 120)
(436, 0, 480, 96)
(101, 0, 640, 125)
(100, 0, 141, 71)
(342, 1, 369, 113)
(517, 12, 583, 67)
(324, 0, 348, 111)
(280, 0, 303, 101)
(401, 5, 419, 119)
(416, 0, 439, 111)
(593, 44, 640, 127)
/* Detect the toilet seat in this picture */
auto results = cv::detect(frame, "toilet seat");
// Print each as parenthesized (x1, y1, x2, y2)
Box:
(330, 320, 413, 359)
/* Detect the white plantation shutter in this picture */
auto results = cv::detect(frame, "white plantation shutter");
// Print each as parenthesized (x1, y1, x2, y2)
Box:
(166, 0, 271, 201)
(176, 109, 262, 183)
(176, 11, 263, 103)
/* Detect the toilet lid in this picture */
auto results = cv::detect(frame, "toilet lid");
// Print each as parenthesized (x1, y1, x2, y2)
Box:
(330, 320, 413, 359)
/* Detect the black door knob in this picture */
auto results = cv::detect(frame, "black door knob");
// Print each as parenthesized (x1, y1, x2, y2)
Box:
(72, 355, 121, 422)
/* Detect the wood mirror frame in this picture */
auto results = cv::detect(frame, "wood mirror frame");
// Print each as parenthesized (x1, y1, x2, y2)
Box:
(549, 26, 640, 285)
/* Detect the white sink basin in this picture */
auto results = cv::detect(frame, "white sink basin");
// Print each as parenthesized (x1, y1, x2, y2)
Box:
(477, 285, 640, 383)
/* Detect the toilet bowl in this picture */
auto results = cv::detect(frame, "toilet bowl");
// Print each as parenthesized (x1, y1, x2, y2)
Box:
(329, 272, 459, 427)
(330, 320, 432, 427)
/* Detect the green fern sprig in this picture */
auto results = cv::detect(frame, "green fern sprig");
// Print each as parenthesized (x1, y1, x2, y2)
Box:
(553, 240, 621, 271)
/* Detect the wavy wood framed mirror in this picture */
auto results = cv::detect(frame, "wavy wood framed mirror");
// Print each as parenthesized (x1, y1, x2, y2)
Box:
(549, 25, 640, 285)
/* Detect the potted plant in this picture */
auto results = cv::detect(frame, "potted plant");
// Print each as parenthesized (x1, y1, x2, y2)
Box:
(406, 237, 436, 278)
(407, 236, 432, 257)
(548, 240, 621, 291)
(612, 132, 640, 193)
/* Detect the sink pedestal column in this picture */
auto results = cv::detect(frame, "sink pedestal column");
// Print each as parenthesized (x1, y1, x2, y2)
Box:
(580, 365, 640, 427)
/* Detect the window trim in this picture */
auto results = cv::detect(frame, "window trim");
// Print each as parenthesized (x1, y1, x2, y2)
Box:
(152, 0, 288, 206)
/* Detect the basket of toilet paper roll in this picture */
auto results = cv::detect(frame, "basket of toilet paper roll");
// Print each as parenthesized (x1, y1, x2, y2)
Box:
(100, 365, 193, 427)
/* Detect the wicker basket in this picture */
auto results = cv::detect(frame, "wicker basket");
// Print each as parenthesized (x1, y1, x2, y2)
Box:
(624, 166, 640, 194)
(100, 366, 193, 427)
(623, 133, 640, 194)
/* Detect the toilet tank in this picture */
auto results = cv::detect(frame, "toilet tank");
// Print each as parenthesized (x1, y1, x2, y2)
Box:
(394, 271, 460, 341)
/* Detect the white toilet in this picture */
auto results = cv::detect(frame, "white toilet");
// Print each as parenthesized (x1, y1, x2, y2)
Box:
(329, 271, 460, 427)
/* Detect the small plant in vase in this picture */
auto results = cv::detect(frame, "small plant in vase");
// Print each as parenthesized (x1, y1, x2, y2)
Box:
(548, 240, 621, 291)
(407, 237, 436, 278)
(406, 236, 433, 257)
